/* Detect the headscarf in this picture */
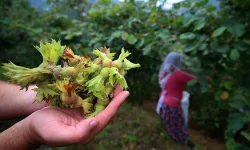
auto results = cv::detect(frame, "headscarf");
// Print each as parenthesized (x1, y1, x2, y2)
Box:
(158, 52, 182, 89)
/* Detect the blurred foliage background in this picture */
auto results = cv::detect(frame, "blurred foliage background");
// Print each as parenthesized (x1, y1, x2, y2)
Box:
(0, 0, 250, 149)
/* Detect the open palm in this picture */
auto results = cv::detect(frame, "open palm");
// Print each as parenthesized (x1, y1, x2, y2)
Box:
(25, 86, 129, 147)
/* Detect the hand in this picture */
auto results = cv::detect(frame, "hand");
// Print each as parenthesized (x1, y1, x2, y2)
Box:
(170, 65, 175, 73)
(23, 86, 129, 147)
(0, 82, 48, 120)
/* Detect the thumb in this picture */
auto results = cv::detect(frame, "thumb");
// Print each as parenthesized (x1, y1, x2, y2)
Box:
(76, 119, 99, 141)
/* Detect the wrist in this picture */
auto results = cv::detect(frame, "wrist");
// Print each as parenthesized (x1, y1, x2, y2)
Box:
(21, 114, 43, 148)
(19, 118, 41, 149)
(0, 118, 40, 150)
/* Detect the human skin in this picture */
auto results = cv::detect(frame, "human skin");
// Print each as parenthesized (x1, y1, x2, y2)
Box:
(0, 81, 129, 149)
(0, 81, 48, 120)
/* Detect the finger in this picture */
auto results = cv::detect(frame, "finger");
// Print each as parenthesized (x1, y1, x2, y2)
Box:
(74, 118, 99, 143)
(88, 91, 129, 138)
(54, 118, 99, 145)
(113, 84, 123, 97)
(102, 91, 129, 117)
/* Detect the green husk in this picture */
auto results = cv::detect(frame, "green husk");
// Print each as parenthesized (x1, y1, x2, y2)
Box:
(2, 39, 140, 118)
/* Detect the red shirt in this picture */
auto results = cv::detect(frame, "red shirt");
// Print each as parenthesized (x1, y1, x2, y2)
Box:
(163, 70, 196, 107)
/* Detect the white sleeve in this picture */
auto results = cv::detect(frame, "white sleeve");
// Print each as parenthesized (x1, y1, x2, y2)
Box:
(156, 91, 166, 114)
(181, 91, 190, 127)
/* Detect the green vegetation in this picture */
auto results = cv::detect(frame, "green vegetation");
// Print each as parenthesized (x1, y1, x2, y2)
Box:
(1, 0, 250, 149)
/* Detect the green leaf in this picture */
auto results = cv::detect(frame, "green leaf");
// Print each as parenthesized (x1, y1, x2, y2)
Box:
(195, 0, 208, 6)
(199, 35, 208, 42)
(194, 21, 206, 31)
(211, 42, 219, 50)
(35, 39, 66, 67)
(158, 30, 170, 40)
(180, 32, 196, 40)
(183, 2, 191, 7)
(121, 31, 129, 41)
(212, 27, 227, 37)
(198, 43, 207, 51)
(65, 34, 74, 40)
(111, 31, 121, 38)
(230, 49, 240, 61)
(143, 44, 152, 55)
(222, 81, 233, 90)
(88, 9, 99, 18)
(184, 42, 199, 52)
(107, 37, 115, 43)
(0, 66, 6, 80)
(227, 113, 247, 132)
(203, 50, 209, 56)
(173, 3, 181, 9)
(109, 67, 119, 86)
(123, 59, 140, 70)
(215, 122, 219, 128)
(230, 100, 245, 110)
(199, 75, 208, 86)
(128, 18, 143, 29)
(217, 45, 229, 53)
(187, 79, 198, 86)
(227, 23, 245, 38)
(99, 0, 111, 5)
(127, 34, 137, 45)
(135, 39, 144, 49)
(233, 42, 247, 51)
(73, 31, 83, 36)
(241, 132, 250, 141)
(33, 84, 58, 102)
(206, 5, 216, 12)
(183, 15, 198, 27)
(3, 63, 50, 89)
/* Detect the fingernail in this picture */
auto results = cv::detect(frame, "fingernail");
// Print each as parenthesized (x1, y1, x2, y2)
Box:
(124, 91, 130, 96)
(89, 120, 97, 128)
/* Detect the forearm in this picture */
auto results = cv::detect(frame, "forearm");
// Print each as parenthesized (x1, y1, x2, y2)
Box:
(0, 119, 38, 150)
(0, 81, 48, 120)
